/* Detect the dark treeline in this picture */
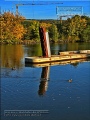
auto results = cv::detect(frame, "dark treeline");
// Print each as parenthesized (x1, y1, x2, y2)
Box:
(0, 12, 90, 44)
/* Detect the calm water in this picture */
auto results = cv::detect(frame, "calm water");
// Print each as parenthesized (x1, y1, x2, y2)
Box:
(0, 43, 90, 120)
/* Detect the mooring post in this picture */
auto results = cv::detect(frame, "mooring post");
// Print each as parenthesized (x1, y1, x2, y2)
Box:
(39, 27, 51, 57)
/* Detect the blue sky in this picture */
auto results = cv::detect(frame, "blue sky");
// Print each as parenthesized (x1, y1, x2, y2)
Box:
(0, 0, 90, 19)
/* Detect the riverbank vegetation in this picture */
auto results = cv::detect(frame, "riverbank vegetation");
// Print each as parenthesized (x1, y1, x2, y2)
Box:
(0, 12, 90, 44)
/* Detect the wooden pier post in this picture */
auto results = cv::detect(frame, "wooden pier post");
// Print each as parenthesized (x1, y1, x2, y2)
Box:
(39, 27, 51, 57)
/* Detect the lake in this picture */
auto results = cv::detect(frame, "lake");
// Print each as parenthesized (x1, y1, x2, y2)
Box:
(0, 43, 90, 120)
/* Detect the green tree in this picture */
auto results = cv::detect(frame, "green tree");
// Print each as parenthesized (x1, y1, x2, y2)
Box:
(63, 15, 87, 42)
(81, 15, 90, 25)
(48, 24, 59, 42)
(82, 25, 90, 42)
(23, 20, 40, 41)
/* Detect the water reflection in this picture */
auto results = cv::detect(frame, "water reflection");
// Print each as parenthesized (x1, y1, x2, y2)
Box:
(38, 67, 50, 96)
(26, 58, 90, 96)
(50, 43, 90, 55)
(1, 43, 90, 120)
(24, 44, 42, 57)
(0, 45, 24, 69)
(0, 43, 90, 69)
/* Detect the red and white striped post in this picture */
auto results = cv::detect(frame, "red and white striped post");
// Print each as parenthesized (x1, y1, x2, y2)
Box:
(39, 27, 51, 57)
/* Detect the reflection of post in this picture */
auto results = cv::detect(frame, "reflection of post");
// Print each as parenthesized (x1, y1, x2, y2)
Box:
(38, 67, 50, 96)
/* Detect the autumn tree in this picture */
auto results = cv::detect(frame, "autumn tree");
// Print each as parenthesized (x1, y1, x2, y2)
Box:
(39, 22, 51, 30)
(0, 12, 26, 43)
(1, 12, 89, 44)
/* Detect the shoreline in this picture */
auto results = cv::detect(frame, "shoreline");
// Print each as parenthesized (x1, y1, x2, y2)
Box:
(0, 40, 90, 45)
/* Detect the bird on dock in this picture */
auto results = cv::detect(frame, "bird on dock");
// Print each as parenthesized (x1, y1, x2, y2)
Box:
(68, 79, 72, 83)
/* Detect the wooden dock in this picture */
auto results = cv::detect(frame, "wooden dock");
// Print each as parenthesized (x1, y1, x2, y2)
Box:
(25, 28, 90, 64)
(25, 50, 90, 64)
(25, 59, 90, 68)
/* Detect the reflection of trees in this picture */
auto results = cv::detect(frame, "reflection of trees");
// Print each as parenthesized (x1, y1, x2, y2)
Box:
(66, 43, 90, 51)
(70, 62, 79, 67)
(25, 43, 90, 57)
(0, 45, 24, 69)
(51, 43, 67, 55)
(38, 67, 50, 96)
(25, 44, 42, 57)
(66, 43, 79, 51)
(70, 59, 88, 67)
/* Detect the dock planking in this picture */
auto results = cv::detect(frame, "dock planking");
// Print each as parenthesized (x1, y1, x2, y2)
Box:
(25, 50, 90, 64)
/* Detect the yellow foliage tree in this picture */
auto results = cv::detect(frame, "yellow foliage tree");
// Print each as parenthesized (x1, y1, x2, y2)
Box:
(40, 22, 51, 30)
(0, 12, 26, 43)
